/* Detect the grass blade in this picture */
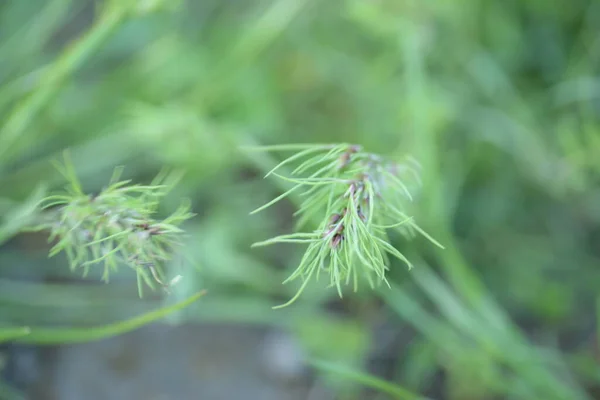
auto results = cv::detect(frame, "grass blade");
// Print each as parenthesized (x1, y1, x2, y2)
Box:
(310, 359, 432, 400)
(13, 291, 206, 344)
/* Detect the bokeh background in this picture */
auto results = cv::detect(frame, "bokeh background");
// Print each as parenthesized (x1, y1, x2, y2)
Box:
(1, 0, 600, 399)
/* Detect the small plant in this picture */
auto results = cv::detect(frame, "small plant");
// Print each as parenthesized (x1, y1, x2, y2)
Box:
(32, 153, 194, 296)
(248, 143, 444, 308)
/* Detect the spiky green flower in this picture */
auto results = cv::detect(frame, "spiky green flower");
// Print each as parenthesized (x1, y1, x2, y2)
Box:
(33, 153, 194, 296)
(248, 143, 443, 308)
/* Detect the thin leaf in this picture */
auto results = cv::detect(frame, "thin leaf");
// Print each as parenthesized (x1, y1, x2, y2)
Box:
(310, 359, 432, 400)
(13, 291, 206, 344)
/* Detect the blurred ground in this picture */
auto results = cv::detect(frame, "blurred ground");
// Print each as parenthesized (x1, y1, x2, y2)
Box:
(10, 325, 316, 400)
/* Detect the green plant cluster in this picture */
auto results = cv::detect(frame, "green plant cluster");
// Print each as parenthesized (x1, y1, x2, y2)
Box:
(250, 143, 443, 307)
(35, 154, 193, 296)
(36, 145, 434, 307)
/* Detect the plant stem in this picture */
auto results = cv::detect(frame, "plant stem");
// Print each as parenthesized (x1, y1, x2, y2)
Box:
(11, 291, 206, 345)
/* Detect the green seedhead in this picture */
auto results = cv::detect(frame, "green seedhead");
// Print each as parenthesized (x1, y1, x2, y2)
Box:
(33, 153, 194, 297)
(248, 143, 444, 308)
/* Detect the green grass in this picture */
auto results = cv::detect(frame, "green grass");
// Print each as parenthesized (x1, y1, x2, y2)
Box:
(3, 290, 205, 345)
(311, 359, 432, 400)
(248, 143, 443, 308)
(1, 0, 600, 399)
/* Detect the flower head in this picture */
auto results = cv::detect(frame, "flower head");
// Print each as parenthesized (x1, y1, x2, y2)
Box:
(248, 143, 443, 308)
(34, 153, 194, 296)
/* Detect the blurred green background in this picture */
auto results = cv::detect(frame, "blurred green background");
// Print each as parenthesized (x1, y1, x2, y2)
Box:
(1, 0, 600, 399)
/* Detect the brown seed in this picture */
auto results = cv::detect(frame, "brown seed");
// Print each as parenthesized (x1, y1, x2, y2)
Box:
(339, 152, 351, 169)
(329, 213, 341, 225)
(148, 227, 161, 235)
(331, 233, 343, 249)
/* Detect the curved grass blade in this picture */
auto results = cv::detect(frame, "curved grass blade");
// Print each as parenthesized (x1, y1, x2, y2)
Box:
(0, 327, 31, 344)
(12, 291, 206, 344)
(310, 359, 432, 400)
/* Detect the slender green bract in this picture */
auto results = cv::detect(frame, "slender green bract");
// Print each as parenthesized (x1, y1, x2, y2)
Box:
(247, 143, 443, 308)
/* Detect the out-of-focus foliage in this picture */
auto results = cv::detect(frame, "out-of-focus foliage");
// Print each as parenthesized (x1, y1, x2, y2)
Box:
(0, 0, 599, 399)
(35, 154, 193, 295)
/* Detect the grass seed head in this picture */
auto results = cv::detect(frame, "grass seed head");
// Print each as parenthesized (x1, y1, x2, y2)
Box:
(248, 143, 444, 308)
